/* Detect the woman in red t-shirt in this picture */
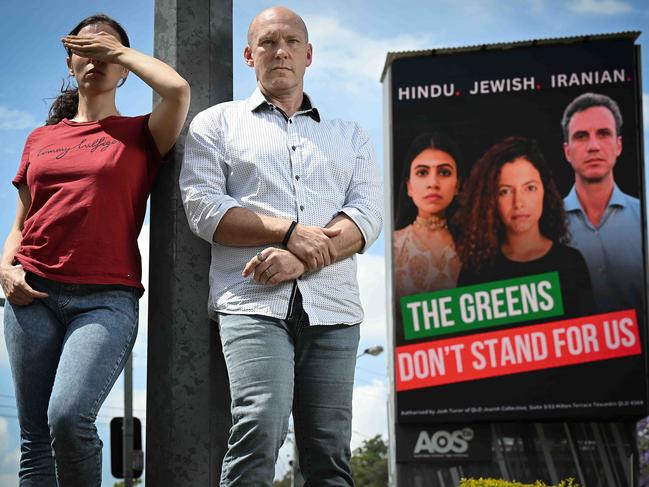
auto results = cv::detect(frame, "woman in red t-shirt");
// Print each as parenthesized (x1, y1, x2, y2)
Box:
(0, 14, 189, 486)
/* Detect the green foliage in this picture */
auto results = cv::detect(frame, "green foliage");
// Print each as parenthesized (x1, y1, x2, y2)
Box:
(459, 478, 579, 487)
(637, 417, 649, 483)
(272, 470, 292, 487)
(112, 480, 143, 487)
(272, 435, 388, 486)
(349, 434, 388, 486)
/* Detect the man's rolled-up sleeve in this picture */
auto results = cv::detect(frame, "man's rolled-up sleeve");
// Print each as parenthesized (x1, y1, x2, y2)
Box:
(340, 125, 383, 253)
(179, 111, 241, 244)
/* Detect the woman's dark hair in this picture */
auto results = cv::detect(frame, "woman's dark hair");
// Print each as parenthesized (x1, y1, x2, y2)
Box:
(47, 14, 130, 125)
(456, 136, 567, 272)
(394, 132, 464, 236)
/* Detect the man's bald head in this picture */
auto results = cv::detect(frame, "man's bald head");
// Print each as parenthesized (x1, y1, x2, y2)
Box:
(247, 6, 309, 47)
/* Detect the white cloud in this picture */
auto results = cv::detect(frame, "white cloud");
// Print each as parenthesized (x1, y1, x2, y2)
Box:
(351, 379, 388, 450)
(133, 223, 150, 362)
(0, 474, 17, 487)
(642, 92, 649, 132)
(305, 14, 432, 95)
(569, 0, 632, 14)
(0, 106, 38, 130)
(274, 433, 295, 481)
(0, 418, 19, 487)
(357, 253, 388, 345)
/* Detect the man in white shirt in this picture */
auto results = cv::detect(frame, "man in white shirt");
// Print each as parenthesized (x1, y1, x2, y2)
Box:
(180, 6, 382, 486)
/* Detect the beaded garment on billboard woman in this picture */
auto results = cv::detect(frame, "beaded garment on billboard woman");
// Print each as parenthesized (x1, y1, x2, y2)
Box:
(393, 218, 460, 300)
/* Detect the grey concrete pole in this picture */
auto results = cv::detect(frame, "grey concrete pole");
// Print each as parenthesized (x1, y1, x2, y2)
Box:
(147, 1, 232, 485)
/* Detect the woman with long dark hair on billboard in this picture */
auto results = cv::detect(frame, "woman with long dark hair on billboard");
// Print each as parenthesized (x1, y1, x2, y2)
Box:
(0, 14, 189, 486)
(393, 133, 463, 299)
(457, 136, 594, 316)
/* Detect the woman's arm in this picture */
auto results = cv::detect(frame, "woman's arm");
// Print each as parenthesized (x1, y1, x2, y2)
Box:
(63, 32, 190, 155)
(0, 185, 48, 305)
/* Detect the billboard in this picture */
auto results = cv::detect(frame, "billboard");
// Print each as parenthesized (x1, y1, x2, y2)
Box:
(384, 33, 648, 429)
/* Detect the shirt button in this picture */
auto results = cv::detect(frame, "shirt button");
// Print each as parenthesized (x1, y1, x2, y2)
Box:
(289, 119, 293, 124)
(300, 205, 304, 211)
(295, 175, 300, 180)
(292, 145, 296, 151)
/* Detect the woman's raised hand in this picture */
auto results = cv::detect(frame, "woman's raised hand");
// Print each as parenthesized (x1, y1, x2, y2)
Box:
(62, 32, 126, 63)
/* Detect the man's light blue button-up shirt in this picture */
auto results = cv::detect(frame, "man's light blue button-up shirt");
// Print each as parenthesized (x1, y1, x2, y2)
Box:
(564, 184, 644, 313)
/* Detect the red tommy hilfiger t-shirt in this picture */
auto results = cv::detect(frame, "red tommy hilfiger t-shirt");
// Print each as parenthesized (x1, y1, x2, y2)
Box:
(12, 115, 162, 291)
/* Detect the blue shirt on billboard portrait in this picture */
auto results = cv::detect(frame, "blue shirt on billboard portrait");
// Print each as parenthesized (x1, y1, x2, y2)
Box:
(563, 184, 644, 314)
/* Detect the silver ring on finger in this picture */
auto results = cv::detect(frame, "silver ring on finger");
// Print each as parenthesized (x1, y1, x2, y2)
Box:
(256, 251, 266, 262)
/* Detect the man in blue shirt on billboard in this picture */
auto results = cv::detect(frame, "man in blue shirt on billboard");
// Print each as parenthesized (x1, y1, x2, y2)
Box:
(562, 92, 643, 313)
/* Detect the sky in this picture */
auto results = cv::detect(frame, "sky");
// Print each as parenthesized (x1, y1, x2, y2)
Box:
(0, 0, 648, 485)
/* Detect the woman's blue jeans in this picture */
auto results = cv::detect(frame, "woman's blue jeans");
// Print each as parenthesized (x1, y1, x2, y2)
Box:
(3, 274, 139, 487)
(217, 313, 360, 487)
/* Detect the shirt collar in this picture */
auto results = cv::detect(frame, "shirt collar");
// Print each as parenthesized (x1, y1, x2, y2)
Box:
(247, 86, 321, 122)
(564, 183, 628, 212)
(608, 183, 628, 207)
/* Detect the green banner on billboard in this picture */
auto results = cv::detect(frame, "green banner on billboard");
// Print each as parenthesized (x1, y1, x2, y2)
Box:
(400, 272, 564, 340)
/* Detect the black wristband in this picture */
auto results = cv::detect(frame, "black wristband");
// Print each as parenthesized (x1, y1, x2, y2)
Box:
(282, 221, 298, 247)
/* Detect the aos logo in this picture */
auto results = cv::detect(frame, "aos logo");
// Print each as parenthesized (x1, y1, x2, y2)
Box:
(414, 427, 474, 455)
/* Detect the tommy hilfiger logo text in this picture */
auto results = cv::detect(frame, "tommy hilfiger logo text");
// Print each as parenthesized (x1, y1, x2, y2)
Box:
(37, 137, 119, 160)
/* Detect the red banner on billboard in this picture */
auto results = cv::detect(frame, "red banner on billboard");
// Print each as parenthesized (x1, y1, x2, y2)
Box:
(396, 310, 640, 391)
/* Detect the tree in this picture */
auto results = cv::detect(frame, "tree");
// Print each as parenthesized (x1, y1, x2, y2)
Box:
(350, 435, 388, 486)
(273, 470, 292, 487)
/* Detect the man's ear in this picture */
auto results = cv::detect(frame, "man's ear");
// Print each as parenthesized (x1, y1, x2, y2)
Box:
(244, 45, 254, 67)
(66, 56, 74, 76)
(305, 43, 313, 68)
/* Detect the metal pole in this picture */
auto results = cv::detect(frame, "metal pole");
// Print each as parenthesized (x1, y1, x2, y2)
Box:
(148, 1, 233, 485)
(123, 352, 133, 487)
(563, 422, 587, 486)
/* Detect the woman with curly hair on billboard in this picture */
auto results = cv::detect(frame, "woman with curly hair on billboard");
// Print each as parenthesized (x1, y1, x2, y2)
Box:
(457, 136, 594, 317)
(393, 133, 464, 300)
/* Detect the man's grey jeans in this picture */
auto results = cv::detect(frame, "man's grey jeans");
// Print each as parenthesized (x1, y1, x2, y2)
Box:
(217, 312, 360, 486)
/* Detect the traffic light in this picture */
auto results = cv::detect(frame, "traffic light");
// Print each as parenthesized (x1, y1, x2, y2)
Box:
(110, 417, 143, 479)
